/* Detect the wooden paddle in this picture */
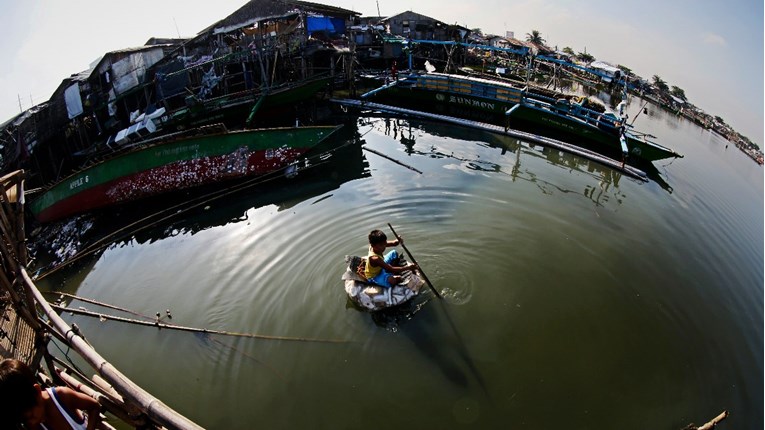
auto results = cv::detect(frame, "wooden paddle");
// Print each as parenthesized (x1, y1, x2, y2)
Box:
(388, 223, 442, 299)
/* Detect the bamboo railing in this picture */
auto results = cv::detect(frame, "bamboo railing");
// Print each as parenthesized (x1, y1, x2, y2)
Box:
(0, 170, 203, 430)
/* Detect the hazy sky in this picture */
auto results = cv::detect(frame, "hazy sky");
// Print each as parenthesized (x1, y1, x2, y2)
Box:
(0, 0, 762, 144)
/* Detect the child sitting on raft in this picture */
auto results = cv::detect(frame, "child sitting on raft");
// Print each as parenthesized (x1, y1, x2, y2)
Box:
(364, 229, 417, 287)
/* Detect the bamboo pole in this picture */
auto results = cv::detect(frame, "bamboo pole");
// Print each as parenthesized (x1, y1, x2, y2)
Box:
(362, 147, 423, 174)
(387, 223, 442, 299)
(55, 370, 122, 430)
(51, 303, 349, 344)
(695, 410, 729, 430)
(49, 292, 159, 321)
(271, 49, 279, 88)
(21, 267, 205, 430)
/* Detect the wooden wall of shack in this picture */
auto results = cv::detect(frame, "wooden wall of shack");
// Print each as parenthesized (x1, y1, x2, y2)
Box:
(0, 2, 479, 190)
(0, 1, 502, 192)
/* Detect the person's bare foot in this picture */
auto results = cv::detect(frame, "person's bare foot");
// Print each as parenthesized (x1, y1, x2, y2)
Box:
(389, 275, 402, 285)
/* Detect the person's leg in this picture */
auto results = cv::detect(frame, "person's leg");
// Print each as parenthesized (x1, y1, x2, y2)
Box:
(368, 251, 403, 287)
(383, 249, 399, 265)
(369, 268, 391, 287)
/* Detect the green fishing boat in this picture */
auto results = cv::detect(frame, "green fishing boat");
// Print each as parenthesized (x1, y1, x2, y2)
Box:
(362, 72, 681, 163)
(29, 124, 341, 223)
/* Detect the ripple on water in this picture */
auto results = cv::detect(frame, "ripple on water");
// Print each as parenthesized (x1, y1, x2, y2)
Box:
(47, 113, 763, 429)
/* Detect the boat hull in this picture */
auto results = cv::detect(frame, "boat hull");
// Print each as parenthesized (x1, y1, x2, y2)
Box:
(166, 76, 332, 129)
(508, 103, 678, 162)
(375, 78, 521, 118)
(367, 73, 680, 163)
(29, 125, 340, 223)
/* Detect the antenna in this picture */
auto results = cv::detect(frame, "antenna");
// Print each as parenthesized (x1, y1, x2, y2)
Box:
(173, 17, 187, 57)
(376, 0, 381, 17)
(172, 17, 181, 38)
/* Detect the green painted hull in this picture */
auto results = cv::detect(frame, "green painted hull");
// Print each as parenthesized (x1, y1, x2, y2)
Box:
(509, 102, 679, 162)
(167, 76, 332, 128)
(29, 125, 341, 222)
(367, 73, 680, 163)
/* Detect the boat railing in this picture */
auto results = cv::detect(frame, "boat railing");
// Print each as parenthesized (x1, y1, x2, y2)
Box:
(520, 93, 623, 131)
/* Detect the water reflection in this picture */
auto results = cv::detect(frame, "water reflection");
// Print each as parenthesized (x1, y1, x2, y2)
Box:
(366, 116, 670, 204)
(362, 107, 674, 194)
(31, 113, 672, 281)
(30, 126, 370, 276)
(132, 137, 369, 243)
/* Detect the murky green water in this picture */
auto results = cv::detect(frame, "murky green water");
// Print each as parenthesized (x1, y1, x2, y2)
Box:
(33, 100, 762, 429)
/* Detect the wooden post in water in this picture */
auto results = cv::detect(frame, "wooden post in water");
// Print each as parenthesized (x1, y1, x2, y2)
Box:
(349, 31, 356, 97)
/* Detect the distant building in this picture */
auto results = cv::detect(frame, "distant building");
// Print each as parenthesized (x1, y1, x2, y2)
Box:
(487, 36, 510, 49)
(380, 11, 468, 41)
(589, 60, 622, 82)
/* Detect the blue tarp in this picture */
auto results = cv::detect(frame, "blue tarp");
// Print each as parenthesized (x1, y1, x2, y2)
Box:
(306, 16, 346, 36)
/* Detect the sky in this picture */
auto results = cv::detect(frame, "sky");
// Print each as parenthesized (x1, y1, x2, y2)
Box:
(0, 0, 762, 145)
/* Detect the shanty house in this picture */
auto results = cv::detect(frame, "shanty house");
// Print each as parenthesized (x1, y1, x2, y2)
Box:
(380, 11, 468, 41)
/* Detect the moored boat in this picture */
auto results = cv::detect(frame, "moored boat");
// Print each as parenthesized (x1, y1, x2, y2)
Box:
(28, 124, 342, 223)
(361, 72, 682, 163)
(509, 93, 681, 163)
(343, 255, 424, 311)
(362, 72, 524, 119)
(160, 75, 333, 130)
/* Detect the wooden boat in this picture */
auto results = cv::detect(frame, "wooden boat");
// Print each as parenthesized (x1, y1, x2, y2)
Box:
(28, 124, 342, 223)
(361, 72, 682, 163)
(343, 255, 425, 311)
(160, 75, 333, 130)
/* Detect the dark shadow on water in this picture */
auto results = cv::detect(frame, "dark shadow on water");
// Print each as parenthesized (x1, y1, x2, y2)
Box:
(367, 292, 490, 399)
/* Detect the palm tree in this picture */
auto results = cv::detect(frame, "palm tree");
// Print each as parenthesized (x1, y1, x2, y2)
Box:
(670, 86, 687, 101)
(577, 52, 595, 63)
(652, 75, 669, 92)
(525, 30, 546, 45)
(617, 65, 633, 76)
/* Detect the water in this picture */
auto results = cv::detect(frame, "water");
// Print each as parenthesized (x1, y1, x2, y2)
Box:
(32, 99, 763, 429)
